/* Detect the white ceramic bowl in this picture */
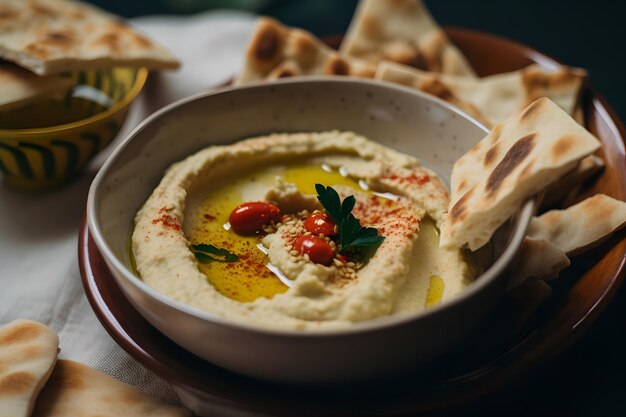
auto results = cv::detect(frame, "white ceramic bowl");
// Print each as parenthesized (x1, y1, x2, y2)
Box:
(87, 78, 533, 383)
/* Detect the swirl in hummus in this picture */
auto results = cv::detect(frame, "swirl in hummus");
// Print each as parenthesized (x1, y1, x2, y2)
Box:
(132, 131, 475, 330)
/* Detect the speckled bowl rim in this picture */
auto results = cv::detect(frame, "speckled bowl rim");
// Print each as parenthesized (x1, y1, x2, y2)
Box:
(0, 68, 149, 136)
(87, 76, 535, 338)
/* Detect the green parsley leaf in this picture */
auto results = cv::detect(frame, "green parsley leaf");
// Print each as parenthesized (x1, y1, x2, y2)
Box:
(315, 184, 385, 258)
(192, 244, 239, 263)
(315, 184, 342, 224)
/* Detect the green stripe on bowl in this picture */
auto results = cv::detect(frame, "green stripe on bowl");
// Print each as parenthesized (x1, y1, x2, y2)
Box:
(18, 142, 56, 179)
(0, 158, 11, 177)
(51, 140, 79, 177)
(80, 133, 102, 158)
(0, 142, 34, 179)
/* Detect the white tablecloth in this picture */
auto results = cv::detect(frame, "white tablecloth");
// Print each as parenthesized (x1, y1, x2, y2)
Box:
(0, 10, 257, 405)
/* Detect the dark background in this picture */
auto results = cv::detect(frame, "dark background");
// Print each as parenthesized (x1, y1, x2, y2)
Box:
(89, 1, 626, 415)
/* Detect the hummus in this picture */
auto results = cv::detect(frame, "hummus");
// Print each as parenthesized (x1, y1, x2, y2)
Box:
(132, 131, 475, 330)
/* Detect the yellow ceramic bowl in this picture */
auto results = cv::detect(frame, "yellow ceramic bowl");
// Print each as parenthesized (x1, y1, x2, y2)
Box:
(0, 67, 148, 191)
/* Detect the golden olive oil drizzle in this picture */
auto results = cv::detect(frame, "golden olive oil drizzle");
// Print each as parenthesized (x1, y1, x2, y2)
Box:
(425, 275, 445, 307)
(184, 159, 361, 302)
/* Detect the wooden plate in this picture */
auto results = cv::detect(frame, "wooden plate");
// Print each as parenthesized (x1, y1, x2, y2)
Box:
(79, 27, 626, 416)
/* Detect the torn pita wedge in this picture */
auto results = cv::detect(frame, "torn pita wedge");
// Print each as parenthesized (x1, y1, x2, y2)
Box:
(451, 140, 603, 206)
(508, 237, 570, 288)
(0, 320, 59, 417)
(527, 194, 626, 257)
(0, 63, 74, 112)
(376, 61, 587, 128)
(31, 360, 191, 417)
(0, 0, 179, 76)
(236, 17, 376, 85)
(441, 97, 601, 251)
(340, 0, 476, 77)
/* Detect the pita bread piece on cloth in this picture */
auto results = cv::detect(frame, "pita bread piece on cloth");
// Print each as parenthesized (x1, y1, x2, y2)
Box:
(0, 0, 180, 76)
(527, 194, 626, 257)
(235, 17, 376, 85)
(31, 360, 192, 417)
(0, 320, 59, 417)
(440, 97, 600, 251)
(0, 63, 74, 112)
(376, 61, 586, 128)
(340, 0, 476, 77)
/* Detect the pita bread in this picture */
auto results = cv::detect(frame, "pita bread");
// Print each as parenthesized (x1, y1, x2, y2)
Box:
(540, 154, 604, 208)
(340, 0, 476, 77)
(0, 63, 74, 112)
(441, 97, 601, 251)
(507, 237, 570, 288)
(376, 61, 587, 128)
(235, 17, 376, 85)
(527, 194, 626, 257)
(31, 360, 191, 417)
(0, 0, 179, 76)
(0, 319, 58, 417)
(451, 132, 602, 211)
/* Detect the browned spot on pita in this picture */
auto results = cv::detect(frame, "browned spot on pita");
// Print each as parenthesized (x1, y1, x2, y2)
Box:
(130, 33, 153, 49)
(420, 78, 454, 100)
(361, 14, 382, 38)
(30, 3, 58, 18)
(95, 33, 121, 53)
(519, 98, 545, 121)
(352, 65, 376, 78)
(449, 188, 473, 223)
(69, 9, 86, 20)
(522, 67, 585, 102)
(417, 31, 446, 72)
(41, 31, 75, 48)
(326, 56, 350, 75)
(0, 371, 35, 396)
(486, 133, 536, 195)
(551, 135, 574, 161)
(393, 48, 430, 71)
(274, 67, 295, 78)
(0, 7, 18, 19)
(23, 43, 49, 59)
(252, 21, 283, 63)
(483, 144, 499, 167)
(456, 180, 467, 194)
(0, 321, 42, 345)
(0, 344, 44, 375)
(420, 78, 491, 126)
(52, 361, 87, 391)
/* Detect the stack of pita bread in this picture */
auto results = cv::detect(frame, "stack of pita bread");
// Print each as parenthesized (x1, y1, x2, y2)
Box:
(439, 97, 626, 285)
(234, 0, 626, 290)
(0, 319, 191, 417)
(0, 0, 179, 113)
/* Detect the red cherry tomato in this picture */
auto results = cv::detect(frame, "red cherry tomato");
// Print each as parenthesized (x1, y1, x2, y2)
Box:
(303, 212, 336, 236)
(229, 201, 280, 235)
(293, 235, 334, 265)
